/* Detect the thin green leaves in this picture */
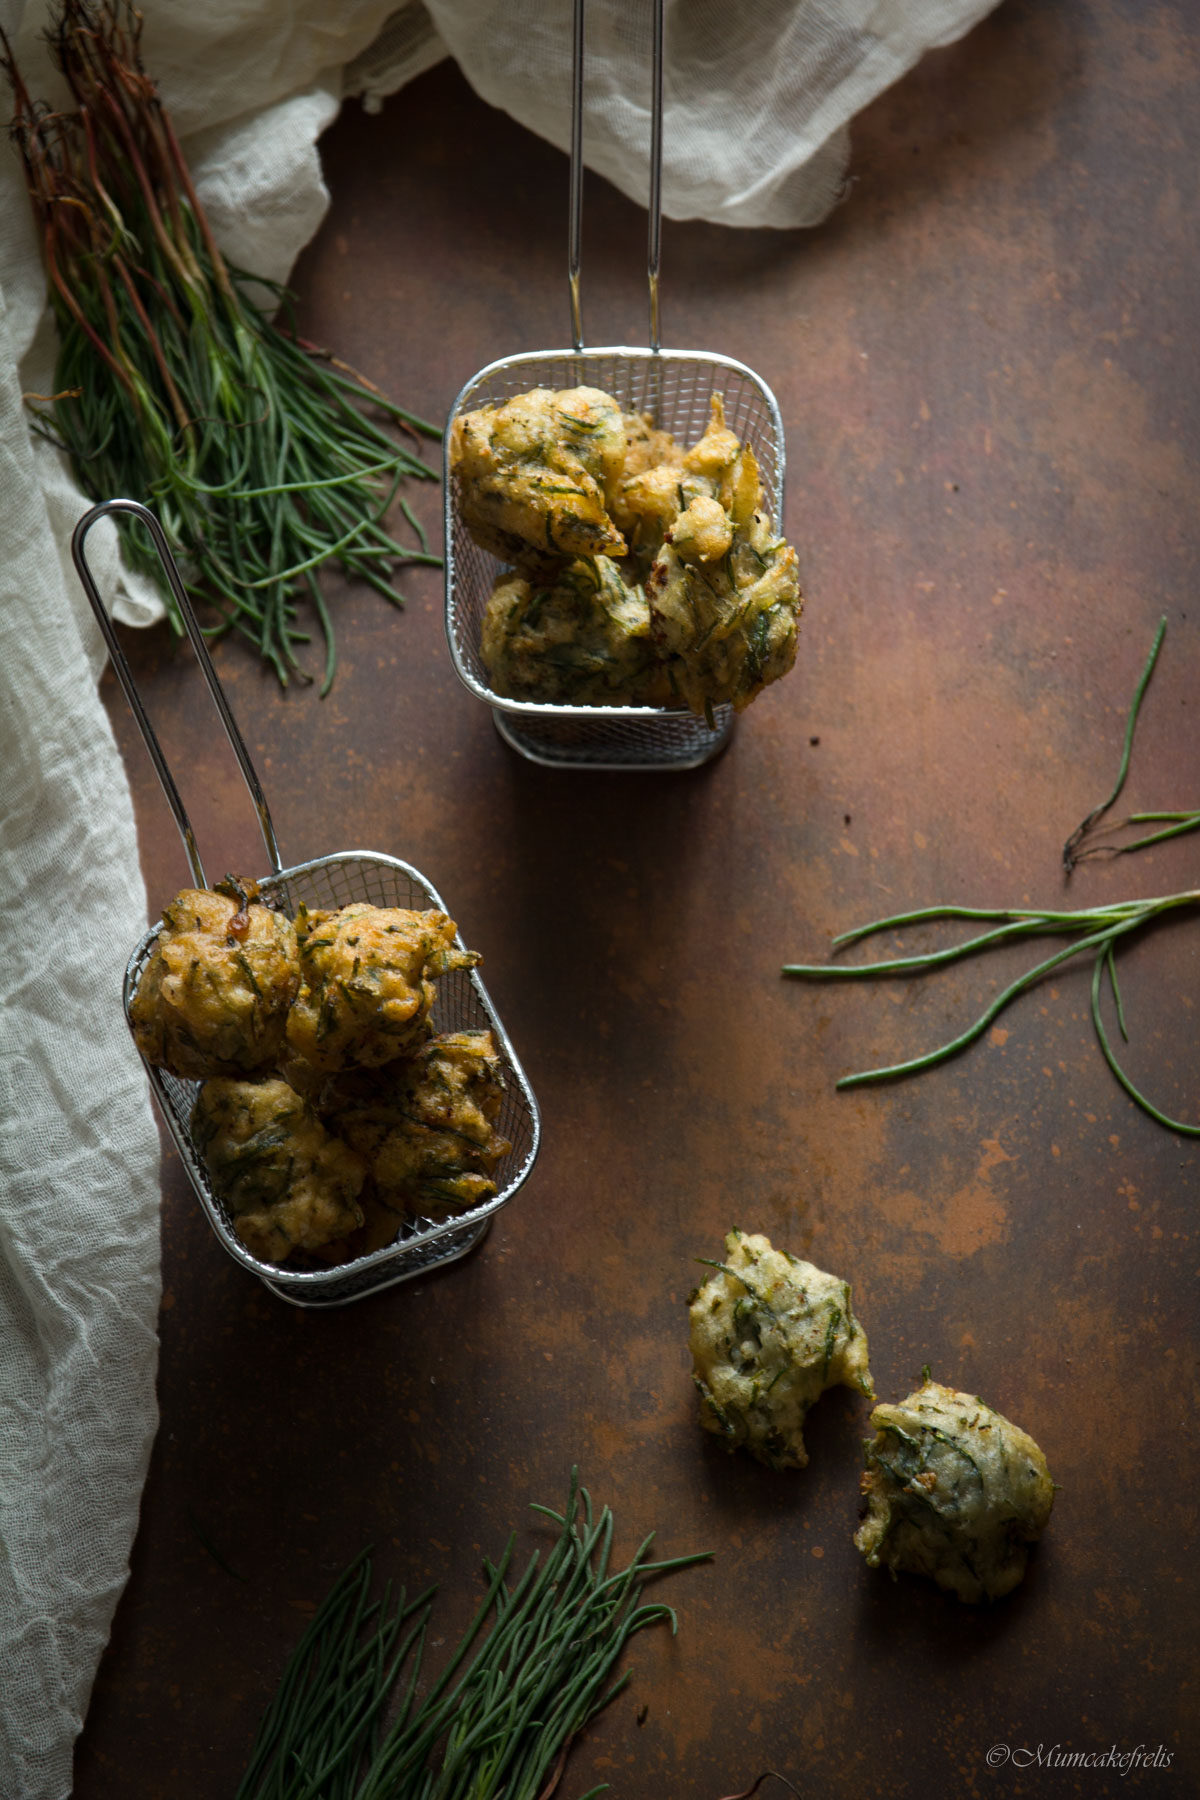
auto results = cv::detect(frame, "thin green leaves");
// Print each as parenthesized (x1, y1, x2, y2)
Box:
(236, 1473, 710, 1800)
(3, 0, 440, 695)
(784, 617, 1198, 1134)
(785, 885, 1199, 1133)
(1063, 616, 1199, 869)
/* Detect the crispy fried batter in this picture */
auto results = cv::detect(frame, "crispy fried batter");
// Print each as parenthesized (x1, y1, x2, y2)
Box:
(646, 400, 802, 714)
(130, 883, 299, 1080)
(647, 525, 802, 715)
(854, 1376, 1055, 1602)
(618, 410, 683, 481)
(191, 1075, 365, 1264)
(480, 555, 668, 706)
(322, 1030, 511, 1222)
(689, 1229, 874, 1470)
(451, 386, 628, 565)
(285, 904, 478, 1074)
(456, 387, 803, 717)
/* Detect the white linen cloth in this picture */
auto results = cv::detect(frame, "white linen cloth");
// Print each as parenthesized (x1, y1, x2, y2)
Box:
(0, 2, 997, 1792)
(352, 0, 1002, 228)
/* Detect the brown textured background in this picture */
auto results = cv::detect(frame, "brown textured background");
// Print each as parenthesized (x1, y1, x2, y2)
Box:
(76, 1, 1198, 1794)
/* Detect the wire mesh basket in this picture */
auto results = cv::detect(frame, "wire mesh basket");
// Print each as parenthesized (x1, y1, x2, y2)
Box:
(443, 0, 787, 772)
(77, 500, 540, 1309)
(444, 347, 785, 770)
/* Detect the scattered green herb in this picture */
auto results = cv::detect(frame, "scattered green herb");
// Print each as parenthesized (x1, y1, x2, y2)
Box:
(1061, 616, 1199, 870)
(784, 618, 1198, 1134)
(2, 0, 440, 694)
(236, 1472, 709, 1800)
(715, 1777, 799, 1800)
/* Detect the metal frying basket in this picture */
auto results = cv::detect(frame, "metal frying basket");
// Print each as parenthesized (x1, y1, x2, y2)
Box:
(75, 499, 540, 1309)
(443, 0, 787, 772)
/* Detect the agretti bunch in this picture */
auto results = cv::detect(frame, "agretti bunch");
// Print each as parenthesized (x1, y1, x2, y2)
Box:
(3, 0, 440, 691)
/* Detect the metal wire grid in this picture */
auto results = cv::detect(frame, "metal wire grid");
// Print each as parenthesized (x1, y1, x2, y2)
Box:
(125, 851, 540, 1308)
(443, 346, 786, 769)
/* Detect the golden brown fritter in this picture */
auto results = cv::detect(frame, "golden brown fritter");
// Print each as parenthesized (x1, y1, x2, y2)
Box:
(451, 386, 628, 565)
(130, 882, 299, 1080)
(645, 398, 803, 715)
(191, 1076, 366, 1264)
(321, 1031, 511, 1221)
(681, 392, 746, 493)
(647, 522, 802, 716)
(854, 1376, 1055, 1603)
(619, 411, 684, 480)
(609, 395, 751, 559)
(608, 464, 711, 561)
(285, 904, 478, 1075)
(480, 556, 668, 706)
(689, 1229, 874, 1470)
(457, 384, 804, 718)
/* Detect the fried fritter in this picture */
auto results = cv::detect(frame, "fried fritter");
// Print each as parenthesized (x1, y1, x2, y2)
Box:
(681, 391, 746, 493)
(451, 386, 628, 565)
(130, 882, 299, 1080)
(617, 410, 683, 482)
(854, 1375, 1055, 1602)
(456, 383, 804, 717)
(646, 399, 803, 715)
(285, 904, 478, 1075)
(322, 1030, 511, 1222)
(480, 555, 667, 705)
(191, 1076, 366, 1264)
(608, 464, 711, 561)
(689, 1229, 874, 1470)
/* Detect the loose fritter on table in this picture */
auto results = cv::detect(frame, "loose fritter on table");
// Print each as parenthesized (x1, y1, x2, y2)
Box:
(450, 385, 628, 565)
(480, 555, 667, 706)
(130, 880, 299, 1080)
(854, 1374, 1055, 1602)
(689, 1229, 874, 1470)
(191, 1075, 366, 1264)
(321, 1030, 511, 1227)
(285, 903, 478, 1074)
(455, 386, 803, 716)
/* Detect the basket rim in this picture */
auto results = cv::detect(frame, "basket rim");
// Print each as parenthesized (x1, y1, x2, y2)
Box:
(442, 345, 786, 720)
(124, 849, 541, 1298)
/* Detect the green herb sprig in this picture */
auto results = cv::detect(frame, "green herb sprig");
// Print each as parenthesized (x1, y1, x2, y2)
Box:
(3, 0, 440, 693)
(236, 1473, 710, 1800)
(1061, 616, 1200, 869)
(785, 617, 1198, 1134)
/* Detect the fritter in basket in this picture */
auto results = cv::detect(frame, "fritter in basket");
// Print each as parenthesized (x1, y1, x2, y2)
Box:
(689, 1229, 874, 1470)
(644, 396, 802, 715)
(854, 1374, 1055, 1603)
(130, 880, 299, 1080)
(480, 555, 667, 706)
(455, 385, 803, 718)
(321, 1030, 511, 1228)
(450, 386, 628, 565)
(191, 1075, 366, 1264)
(285, 903, 478, 1075)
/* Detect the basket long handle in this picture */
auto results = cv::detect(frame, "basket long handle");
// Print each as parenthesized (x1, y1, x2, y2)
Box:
(72, 499, 283, 889)
(568, 0, 664, 352)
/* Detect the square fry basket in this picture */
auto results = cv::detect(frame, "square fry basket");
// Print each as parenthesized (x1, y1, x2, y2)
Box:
(76, 499, 540, 1309)
(443, 0, 788, 772)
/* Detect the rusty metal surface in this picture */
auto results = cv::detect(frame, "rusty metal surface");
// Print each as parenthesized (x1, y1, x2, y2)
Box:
(75, 2, 1198, 1793)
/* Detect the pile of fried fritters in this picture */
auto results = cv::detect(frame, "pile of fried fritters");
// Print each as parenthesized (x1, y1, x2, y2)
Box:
(131, 880, 509, 1266)
(452, 385, 803, 717)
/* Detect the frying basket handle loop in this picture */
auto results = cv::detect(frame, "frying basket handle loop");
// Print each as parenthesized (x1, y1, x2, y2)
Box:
(72, 498, 284, 889)
(568, 0, 665, 352)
